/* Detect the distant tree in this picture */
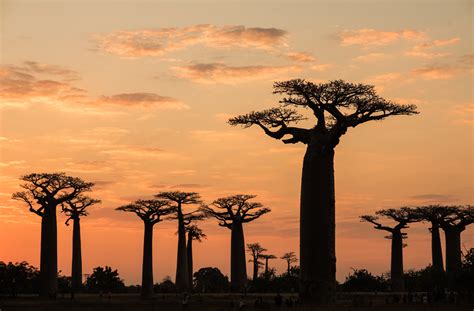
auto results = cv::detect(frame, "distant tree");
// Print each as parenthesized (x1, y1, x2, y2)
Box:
(85, 266, 125, 293)
(193, 267, 229, 293)
(155, 191, 202, 292)
(247, 243, 266, 281)
(154, 276, 176, 293)
(360, 208, 419, 292)
(185, 223, 207, 289)
(116, 199, 175, 298)
(281, 252, 298, 275)
(259, 254, 277, 279)
(229, 79, 418, 302)
(341, 269, 387, 292)
(0, 261, 39, 296)
(62, 195, 100, 293)
(201, 194, 270, 291)
(12, 173, 95, 298)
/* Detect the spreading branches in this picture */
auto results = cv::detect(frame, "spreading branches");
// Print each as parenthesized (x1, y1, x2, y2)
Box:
(185, 224, 207, 242)
(361, 207, 420, 233)
(116, 199, 175, 224)
(62, 195, 101, 225)
(419, 205, 474, 231)
(201, 194, 270, 229)
(155, 191, 202, 206)
(281, 252, 298, 265)
(247, 243, 267, 266)
(12, 173, 95, 218)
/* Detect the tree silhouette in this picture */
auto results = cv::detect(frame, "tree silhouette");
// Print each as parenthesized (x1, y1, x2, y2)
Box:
(435, 205, 473, 287)
(12, 173, 95, 298)
(61, 195, 100, 293)
(259, 254, 277, 279)
(84, 266, 125, 293)
(155, 191, 202, 292)
(116, 199, 175, 298)
(281, 252, 298, 275)
(229, 79, 418, 302)
(247, 243, 266, 281)
(360, 208, 418, 292)
(185, 223, 207, 289)
(201, 194, 270, 291)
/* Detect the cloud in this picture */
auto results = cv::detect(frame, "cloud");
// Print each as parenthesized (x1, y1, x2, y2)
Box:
(96, 25, 287, 58)
(337, 28, 425, 47)
(405, 37, 460, 59)
(98, 93, 189, 110)
(410, 54, 473, 80)
(353, 53, 389, 62)
(173, 63, 301, 84)
(408, 194, 457, 204)
(452, 102, 474, 125)
(310, 64, 332, 71)
(286, 52, 315, 62)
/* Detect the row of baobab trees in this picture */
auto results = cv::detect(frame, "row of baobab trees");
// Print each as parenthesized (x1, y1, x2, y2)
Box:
(360, 205, 473, 292)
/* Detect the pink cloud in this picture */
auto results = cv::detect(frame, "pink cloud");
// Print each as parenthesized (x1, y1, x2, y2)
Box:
(286, 52, 315, 62)
(98, 93, 189, 110)
(405, 37, 460, 59)
(338, 28, 426, 47)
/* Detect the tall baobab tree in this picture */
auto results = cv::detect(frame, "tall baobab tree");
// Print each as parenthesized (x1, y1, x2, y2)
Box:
(281, 252, 298, 275)
(247, 243, 266, 281)
(185, 224, 206, 288)
(116, 199, 175, 298)
(12, 173, 95, 298)
(260, 254, 277, 278)
(229, 79, 418, 302)
(155, 191, 202, 292)
(62, 195, 100, 293)
(201, 194, 270, 291)
(360, 208, 418, 292)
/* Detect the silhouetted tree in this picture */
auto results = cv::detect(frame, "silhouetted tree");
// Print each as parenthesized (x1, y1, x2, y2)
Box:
(154, 276, 176, 293)
(116, 199, 175, 298)
(185, 223, 206, 289)
(281, 252, 298, 275)
(0, 261, 39, 296)
(341, 268, 387, 292)
(360, 208, 418, 292)
(260, 254, 277, 279)
(62, 195, 100, 293)
(229, 79, 418, 302)
(247, 243, 266, 281)
(85, 266, 125, 293)
(193, 267, 229, 293)
(155, 191, 202, 292)
(12, 173, 95, 298)
(201, 194, 270, 291)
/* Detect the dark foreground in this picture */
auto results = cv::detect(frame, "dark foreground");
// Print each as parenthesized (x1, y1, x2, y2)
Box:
(0, 293, 472, 311)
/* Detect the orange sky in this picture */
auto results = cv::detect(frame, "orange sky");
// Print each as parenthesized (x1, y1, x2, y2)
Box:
(0, 0, 473, 285)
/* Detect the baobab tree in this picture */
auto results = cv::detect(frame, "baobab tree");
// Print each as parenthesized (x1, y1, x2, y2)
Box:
(116, 199, 175, 298)
(201, 194, 270, 291)
(155, 191, 202, 292)
(229, 79, 418, 302)
(12, 173, 95, 298)
(360, 208, 419, 292)
(259, 253, 277, 279)
(185, 224, 206, 288)
(281, 252, 298, 275)
(62, 195, 100, 293)
(247, 243, 266, 281)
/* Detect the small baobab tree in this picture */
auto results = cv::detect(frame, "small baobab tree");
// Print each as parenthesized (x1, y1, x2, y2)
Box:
(229, 79, 418, 302)
(185, 223, 206, 288)
(12, 173, 95, 298)
(281, 252, 298, 275)
(360, 208, 418, 292)
(155, 191, 202, 292)
(62, 195, 100, 293)
(247, 243, 266, 281)
(116, 199, 175, 298)
(259, 253, 277, 279)
(201, 194, 270, 291)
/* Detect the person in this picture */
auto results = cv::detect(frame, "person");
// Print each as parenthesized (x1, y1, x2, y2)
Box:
(182, 292, 189, 310)
(239, 295, 246, 310)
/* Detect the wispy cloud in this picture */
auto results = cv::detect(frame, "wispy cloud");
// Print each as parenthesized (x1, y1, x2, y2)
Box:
(405, 37, 460, 59)
(286, 52, 315, 62)
(98, 93, 189, 110)
(96, 25, 287, 58)
(408, 194, 457, 204)
(173, 62, 301, 84)
(337, 28, 425, 47)
(353, 53, 390, 62)
(410, 54, 473, 80)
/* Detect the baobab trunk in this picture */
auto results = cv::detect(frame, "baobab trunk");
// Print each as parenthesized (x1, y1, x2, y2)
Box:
(287, 261, 291, 275)
(175, 208, 189, 292)
(230, 221, 247, 291)
(252, 261, 258, 281)
(444, 228, 461, 289)
(39, 205, 58, 298)
(390, 231, 404, 292)
(186, 233, 193, 289)
(430, 223, 444, 273)
(71, 217, 82, 292)
(141, 222, 154, 298)
(299, 145, 336, 303)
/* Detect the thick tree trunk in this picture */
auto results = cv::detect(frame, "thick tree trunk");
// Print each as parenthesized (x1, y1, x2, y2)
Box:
(287, 261, 291, 275)
(187, 233, 193, 290)
(444, 228, 461, 289)
(264, 258, 269, 276)
(430, 223, 444, 273)
(39, 205, 58, 298)
(299, 145, 336, 303)
(390, 231, 404, 292)
(71, 217, 82, 293)
(230, 221, 247, 291)
(141, 222, 154, 298)
(175, 204, 189, 292)
(252, 260, 258, 281)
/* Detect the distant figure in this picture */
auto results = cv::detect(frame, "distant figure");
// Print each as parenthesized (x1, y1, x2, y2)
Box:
(182, 292, 189, 310)
(239, 295, 246, 310)
(274, 292, 283, 307)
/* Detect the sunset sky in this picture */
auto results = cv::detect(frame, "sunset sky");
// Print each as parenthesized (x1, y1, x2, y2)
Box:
(0, 0, 473, 285)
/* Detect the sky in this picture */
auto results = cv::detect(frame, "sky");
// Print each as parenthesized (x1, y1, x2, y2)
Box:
(0, 0, 473, 285)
